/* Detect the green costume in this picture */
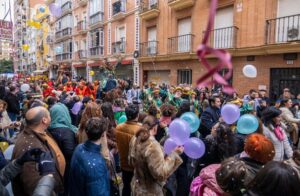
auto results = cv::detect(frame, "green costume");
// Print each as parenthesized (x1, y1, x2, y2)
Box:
(170, 97, 182, 109)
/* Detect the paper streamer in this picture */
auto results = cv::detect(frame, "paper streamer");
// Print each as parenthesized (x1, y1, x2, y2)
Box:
(196, 0, 235, 95)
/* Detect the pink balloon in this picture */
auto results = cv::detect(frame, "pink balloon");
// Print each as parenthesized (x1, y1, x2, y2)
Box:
(169, 119, 191, 145)
(184, 137, 206, 159)
(163, 138, 178, 155)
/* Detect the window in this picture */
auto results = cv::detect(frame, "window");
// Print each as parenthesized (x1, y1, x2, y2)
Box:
(116, 26, 125, 41)
(147, 27, 157, 54)
(112, 0, 125, 15)
(90, 29, 104, 47)
(177, 69, 192, 85)
(178, 18, 192, 52)
(89, 0, 104, 16)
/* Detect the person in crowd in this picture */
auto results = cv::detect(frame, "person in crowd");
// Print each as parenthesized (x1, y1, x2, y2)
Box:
(69, 117, 110, 196)
(262, 106, 293, 161)
(0, 149, 57, 196)
(12, 106, 65, 196)
(243, 89, 259, 111)
(238, 133, 275, 185)
(103, 74, 117, 93)
(256, 99, 267, 119)
(115, 104, 141, 196)
(199, 96, 222, 138)
(129, 115, 183, 195)
(4, 85, 20, 137)
(155, 103, 176, 142)
(48, 102, 77, 195)
(258, 88, 270, 105)
(216, 157, 249, 195)
(280, 88, 295, 100)
(247, 161, 300, 196)
(0, 99, 19, 139)
(280, 98, 300, 146)
(285, 149, 300, 179)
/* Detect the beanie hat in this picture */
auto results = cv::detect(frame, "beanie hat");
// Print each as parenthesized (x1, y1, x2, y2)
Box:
(244, 134, 275, 164)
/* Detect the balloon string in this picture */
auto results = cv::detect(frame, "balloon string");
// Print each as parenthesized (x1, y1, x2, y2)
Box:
(196, 0, 234, 95)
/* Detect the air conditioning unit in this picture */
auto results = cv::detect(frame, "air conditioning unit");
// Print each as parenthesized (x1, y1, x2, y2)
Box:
(287, 27, 299, 41)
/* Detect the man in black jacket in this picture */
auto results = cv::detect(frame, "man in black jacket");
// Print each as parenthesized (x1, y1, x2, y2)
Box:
(199, 96, 222, 138)
(4, 85, 20, 137)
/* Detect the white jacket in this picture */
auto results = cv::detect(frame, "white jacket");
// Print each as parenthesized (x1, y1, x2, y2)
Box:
(280, 107, 300, 124)
(263, 124, 293, 161)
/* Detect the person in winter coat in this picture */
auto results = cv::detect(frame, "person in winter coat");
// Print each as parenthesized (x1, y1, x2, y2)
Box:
(284, 149, 300, 179)
(199, 96, 222, 138)
(190, 164, 224, 196)
(280, 98, 300, 146)
(129, 115, 183, 196)
(12, 107, 65, 196)
(69, 117, 110, 196)
(116, 104, 142, 196)
(262, 107, 293, 161)
(0, 149, 57, 196)
(48, 103, 77, 195)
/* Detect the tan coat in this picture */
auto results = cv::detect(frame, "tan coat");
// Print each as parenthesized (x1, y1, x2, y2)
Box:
(129, 132, 183, 196)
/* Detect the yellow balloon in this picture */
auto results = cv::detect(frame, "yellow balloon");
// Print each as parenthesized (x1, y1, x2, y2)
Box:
(22, 44, 29, 51)
(27, 20, 34, 27)
(33, 22, 41, 29)
(89, 71, 95, 76)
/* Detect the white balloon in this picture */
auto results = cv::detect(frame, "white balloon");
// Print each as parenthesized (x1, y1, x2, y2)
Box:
(20, 84, 30, 92)
(243, 64, 257, 78)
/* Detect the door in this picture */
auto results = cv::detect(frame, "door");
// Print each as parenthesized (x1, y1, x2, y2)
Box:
(147, 27, 157, 54)
(270, 68, 300, 101)
(178, 18, 191, 52)
(214, 6, 234, 48)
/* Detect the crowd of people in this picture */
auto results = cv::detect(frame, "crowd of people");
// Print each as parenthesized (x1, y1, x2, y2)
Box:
(0, 75, 300, 196)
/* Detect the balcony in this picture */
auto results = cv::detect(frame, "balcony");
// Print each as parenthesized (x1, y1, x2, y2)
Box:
(204, 26, 238, 49)
(78, 0, 88, 7)
(89, 12, 104, 29)
(168, 0, 194, 11)
(77, 21, 87, 34)
(140, 0, 159, 21)
(266, 14, 300, 44)
(46, 35, 55, 45)
(89, 46, 104, 58)
(78, 50, 87, 59)
(61, 1, 72, 16)
(56, 53, 72, 62)
(55, 27, 72, 41)
(139, 41, 158, 56)
(168, 34, 194, 53)
(112, 0, 126, 21)
(112, 38, 126, 54)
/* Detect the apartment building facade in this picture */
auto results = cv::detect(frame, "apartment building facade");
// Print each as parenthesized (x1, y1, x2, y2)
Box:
(43, 0, 140, 83)
(138, 0, 300, 99)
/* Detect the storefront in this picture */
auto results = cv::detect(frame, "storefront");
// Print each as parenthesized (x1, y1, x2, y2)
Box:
(114, 59, 133, 80)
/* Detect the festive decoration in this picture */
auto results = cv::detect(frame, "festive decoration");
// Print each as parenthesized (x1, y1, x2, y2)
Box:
(169, 119, 191, 145)
(22, 44, 30, 51)
(180, 112, 201, 133)
(20, 84, 30, 92)
(39, 6, 46, 13)
(89, 71, 95, 76)
(117, 115, 127, 124)
(237, 114, 259, 134)
(184, 137, 206, 159)
(32, 22, 41, 29)
(196, 0, 234, 95)
(49, 3, 62, 17)
(221, 104, 240, 124)
(243, 64, 257, 78)
(163, 138, 178, 155)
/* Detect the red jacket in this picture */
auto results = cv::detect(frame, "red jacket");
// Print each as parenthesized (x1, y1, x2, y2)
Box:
(43, 87, 55, 98)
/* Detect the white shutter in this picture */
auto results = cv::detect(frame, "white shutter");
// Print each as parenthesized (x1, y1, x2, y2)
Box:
(100, 30, 104, 46)
(178, 18, 191, 52)
(215, 6, 233, 29)
(277, 0, 300, 17)
(147, 27, 157, 54)
(147, 27, 157, 41)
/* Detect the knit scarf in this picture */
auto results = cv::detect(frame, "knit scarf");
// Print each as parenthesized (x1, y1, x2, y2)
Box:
(274, 125, 284, 141)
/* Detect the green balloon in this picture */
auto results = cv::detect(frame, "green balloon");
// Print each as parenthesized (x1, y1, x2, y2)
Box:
(118, 115, 127, 124)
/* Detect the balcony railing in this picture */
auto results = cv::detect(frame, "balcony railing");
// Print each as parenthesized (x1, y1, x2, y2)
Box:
(55, 27, 72, 40)
(112, 0, 126, 16)
(140, 0, 158, 13)
(112, 38, 126, 54)
(56, 53, 72, 61)
(204, 26, 238, 49)
(61, 1, 72, 14)
(78, 50, 87, 59)
(77, 21, 87, 32)
(89, 46, 104, 57)
(266, 14, 300, 44)
(89, 12, 104, 26)
(139, 41, 158, 56)
(168, 34, 194, 53)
